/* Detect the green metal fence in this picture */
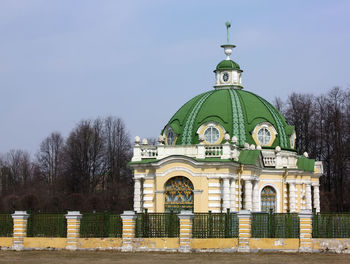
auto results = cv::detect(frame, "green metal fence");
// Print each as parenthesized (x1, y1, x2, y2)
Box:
(0, 214, 13, 237)
(313, 213, 350, 238)
(27, 213, 66, 237)
(135, 212, 179, 238)
(192, 211, 238, 238)
(251, 212, 299, 238)
(80, 212, 122, 238)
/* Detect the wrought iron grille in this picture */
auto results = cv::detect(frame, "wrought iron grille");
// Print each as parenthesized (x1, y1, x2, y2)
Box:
(192, 211, 238, 238)
(313, 213, 350, 238)
(135, 212, 179, 238)
(80, 212, 122, 238)
(251, 212, 299, 238)
(0, 214, 13, 237)
(27, 213, 66, 237)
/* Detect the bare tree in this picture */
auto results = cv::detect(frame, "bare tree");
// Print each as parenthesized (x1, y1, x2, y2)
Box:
(36, 132, 64, 192)
(64, 119, 106, 193)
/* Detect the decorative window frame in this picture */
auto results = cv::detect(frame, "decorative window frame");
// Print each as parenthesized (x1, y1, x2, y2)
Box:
(290, 131, 296, 149)
(252, 122, 277, 147)
(258, 184, 280, 213)
(163, 126, 177, 146)
(197, 122, 226, 145)
(220, 71, 231, 84)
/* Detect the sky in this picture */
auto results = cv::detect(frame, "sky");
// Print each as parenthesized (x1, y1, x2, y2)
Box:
(0, 0, 349, 155)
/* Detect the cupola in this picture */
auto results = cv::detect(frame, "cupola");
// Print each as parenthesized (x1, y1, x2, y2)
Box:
(214, 22, 243, 89)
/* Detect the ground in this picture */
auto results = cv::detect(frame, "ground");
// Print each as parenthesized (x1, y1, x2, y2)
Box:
(0, 251, 349, 264)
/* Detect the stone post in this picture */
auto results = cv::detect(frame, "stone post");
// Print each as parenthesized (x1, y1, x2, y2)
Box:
(196, 144, 206, 159)
(178, 210, 194, 253)
(121, 211, 137, 252)
(222, 178, 230, 211)
(12, 211, 29, 250)
(237, 210, 251, 252)
(221, 143, 231, 159)
(131, 145, 142, 162)
(65, 211, 82, 250)
(244, 180, 252, 211)
(298, 209, 313, 252)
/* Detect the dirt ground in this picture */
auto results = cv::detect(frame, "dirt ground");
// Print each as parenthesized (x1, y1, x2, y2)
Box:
(0, 251, 349, 264)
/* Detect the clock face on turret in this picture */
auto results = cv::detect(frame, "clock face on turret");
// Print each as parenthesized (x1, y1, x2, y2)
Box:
(222, 72, 230, 83)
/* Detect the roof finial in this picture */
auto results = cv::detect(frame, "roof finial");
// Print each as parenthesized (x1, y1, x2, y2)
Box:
(225, 21, 231, 43)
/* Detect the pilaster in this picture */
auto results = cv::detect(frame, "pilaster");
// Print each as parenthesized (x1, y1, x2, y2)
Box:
(133, 178, 142, 213)
(305, 184, 312, 210)
(244, 180, 252, 211)
(178, 210, 194, 253)
(252, 180, 259, 212)
(298, 209, 313, 252)
(289, 182, 296, 212)
(237, 210, 251, 252)
(312, 184, 320, 213)
(65, 211, 82, 250)
(121, 211, 137, 252)
(222, 178, 230, 211)
(12, 211, 29, 251)
(230, 179, 237, 211)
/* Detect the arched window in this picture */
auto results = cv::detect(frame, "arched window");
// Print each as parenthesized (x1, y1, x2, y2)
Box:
(261, 186, 276, 212)
(164, 176, 194, 212)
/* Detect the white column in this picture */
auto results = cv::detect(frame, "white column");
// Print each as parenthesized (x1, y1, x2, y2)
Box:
(244, 180, 253, 211)
(289, 182, 296, 213)
(230, 179, 236, 211)
(305, 184, 312, 210)
(222, 178, 230, 211)
(133, 178, 142, 212)
(313, 184, 320, 213)
(252, 180, 259, 212)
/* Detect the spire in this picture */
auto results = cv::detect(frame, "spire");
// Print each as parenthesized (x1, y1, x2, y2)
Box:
(221, 21, 236, 60)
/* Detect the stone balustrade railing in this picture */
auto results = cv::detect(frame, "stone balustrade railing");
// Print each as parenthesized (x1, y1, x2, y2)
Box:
(131, 143, 321, 171)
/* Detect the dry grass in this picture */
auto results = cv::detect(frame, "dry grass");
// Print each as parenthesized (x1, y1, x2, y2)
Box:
(0, 251, 349, 264)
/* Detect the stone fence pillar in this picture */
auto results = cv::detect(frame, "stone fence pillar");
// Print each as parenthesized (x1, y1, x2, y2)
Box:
(178, 210, 194, 253)
(65, 211, 82, 250)
(12, 211, 29, 250)
(299, 209, 313, 252)
(121, 211, 137, 252)
(237, 210, 251, 252)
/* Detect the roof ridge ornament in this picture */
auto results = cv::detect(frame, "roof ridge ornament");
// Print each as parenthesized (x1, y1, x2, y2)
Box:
(221, 21, 236, 60)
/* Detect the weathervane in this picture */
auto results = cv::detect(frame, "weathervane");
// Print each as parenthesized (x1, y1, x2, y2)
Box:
(225, 21, 231, 43)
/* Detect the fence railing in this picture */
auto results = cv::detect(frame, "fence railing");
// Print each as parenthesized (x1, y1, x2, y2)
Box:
(192, 211, 238, 238)
(80, 212, 122, 238)
(251, 212, 300, 238)
(135, 212, 179, 238)
(313, 213, 350, 238)
(0, 214, 13, 237)
(27, 213, 66, 237)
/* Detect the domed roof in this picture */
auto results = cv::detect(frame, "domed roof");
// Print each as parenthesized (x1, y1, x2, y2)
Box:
(215, 60, 241, 71)
(162, 88, 295, 149)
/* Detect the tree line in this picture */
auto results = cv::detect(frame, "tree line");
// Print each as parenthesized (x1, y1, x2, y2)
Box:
(0, 116, 133, 213)
(275, 87, 350, 212)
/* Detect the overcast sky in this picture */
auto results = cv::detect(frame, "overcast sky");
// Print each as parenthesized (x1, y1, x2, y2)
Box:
(1, 0, 349, 155)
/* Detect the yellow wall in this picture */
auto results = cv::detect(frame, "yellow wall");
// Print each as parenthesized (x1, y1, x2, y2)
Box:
(250, 238, 299, 250)
(191, 238, 238, 249)
(23, 238, 66, 249)
(133, 238, 179, 249)
(78, 238, 122, 249)
(0, 237, 12, 247)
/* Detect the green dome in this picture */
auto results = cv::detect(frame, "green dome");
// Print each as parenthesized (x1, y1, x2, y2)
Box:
(163, 89, 295, 149)
(215, 60, 241, 71)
